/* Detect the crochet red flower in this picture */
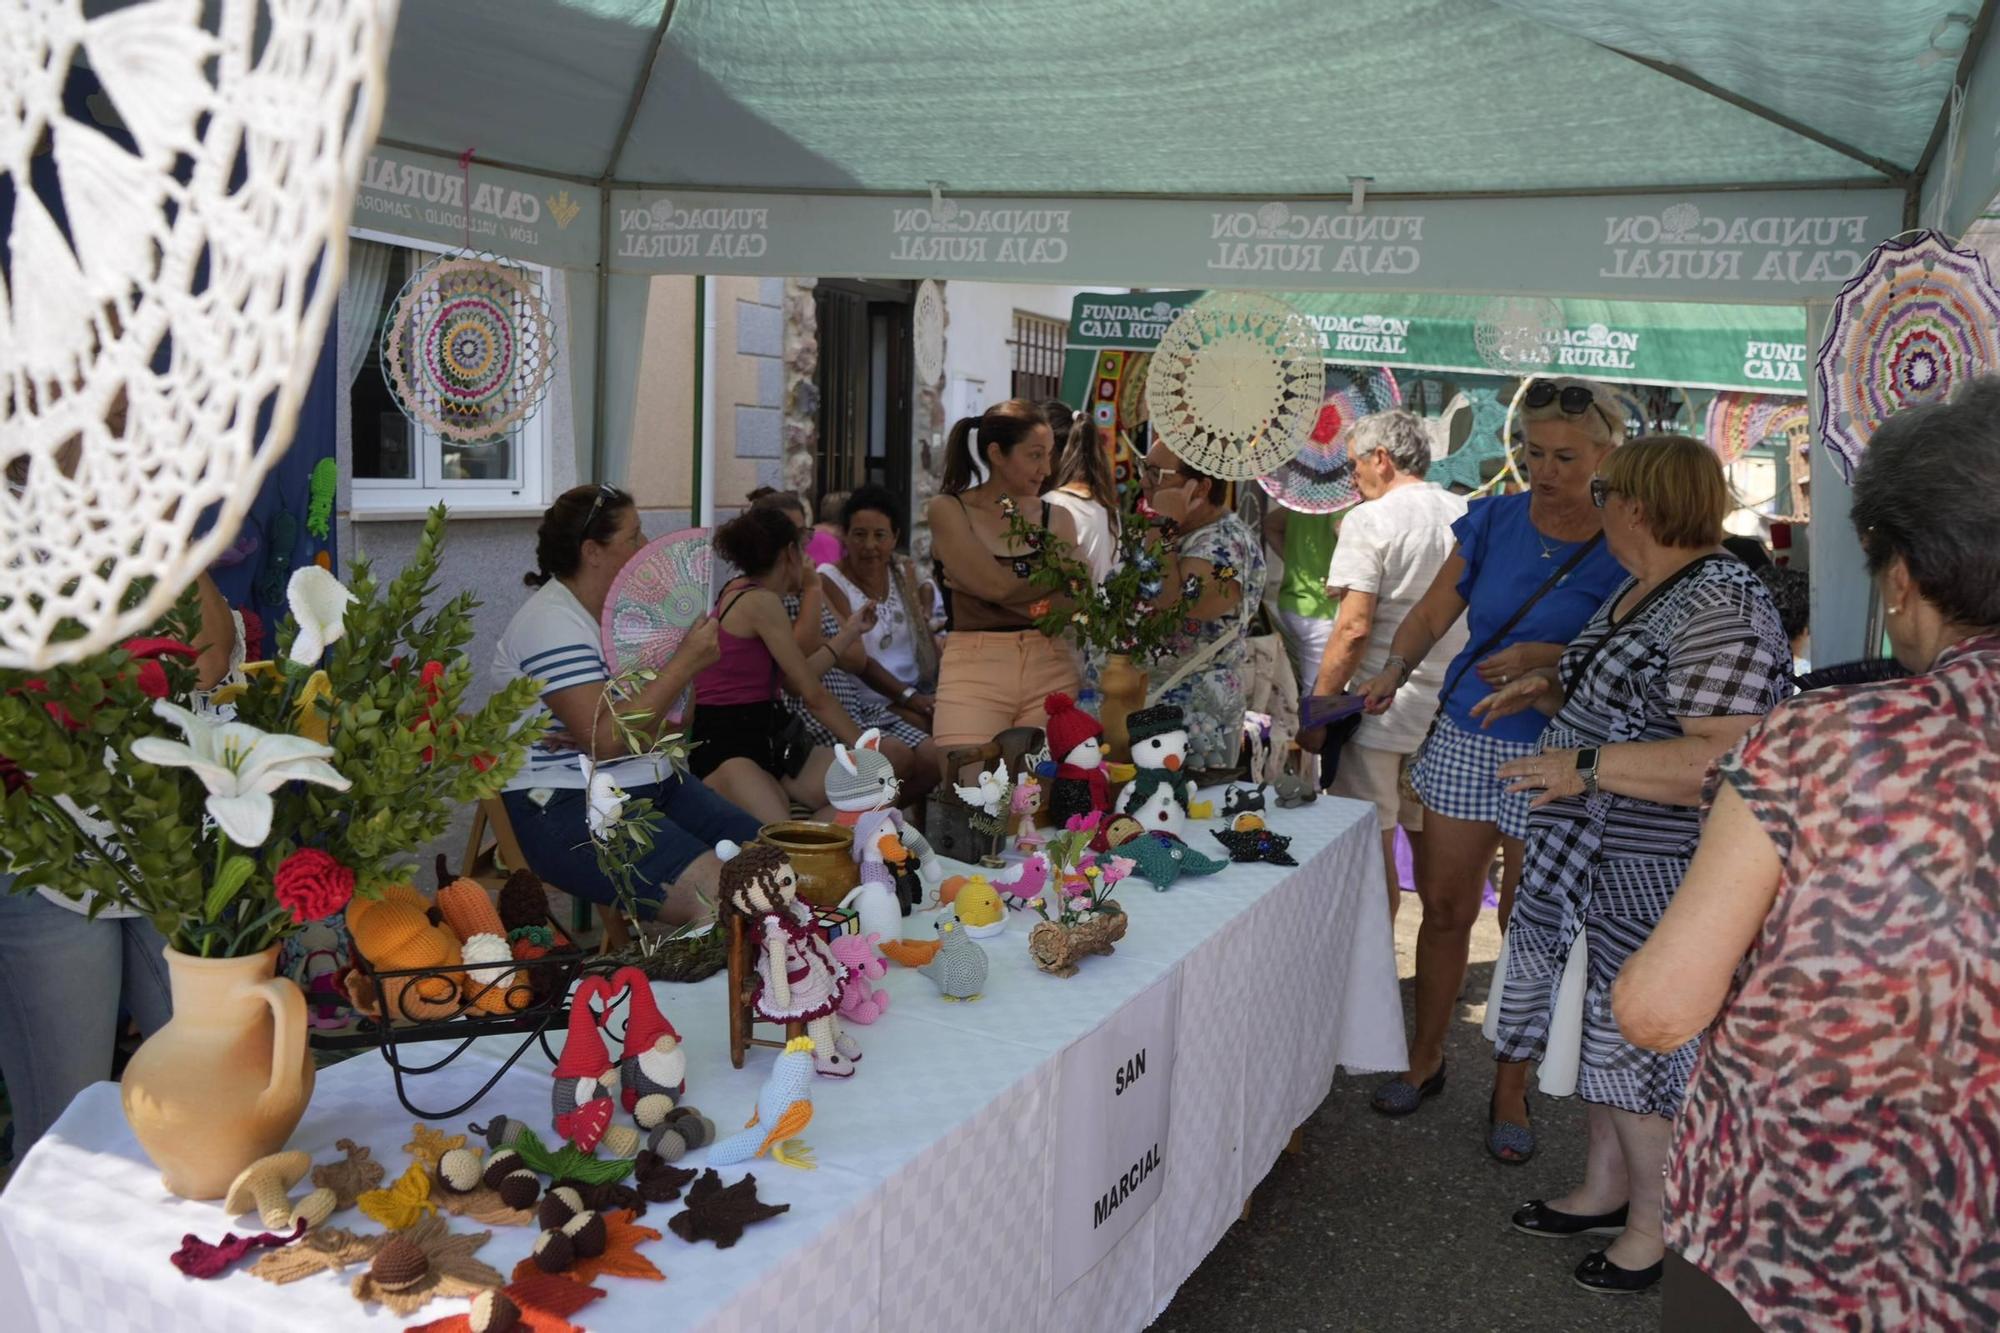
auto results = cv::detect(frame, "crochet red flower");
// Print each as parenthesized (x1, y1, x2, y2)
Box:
(0, 755, 26, 796)
(273, 849, 356, 924)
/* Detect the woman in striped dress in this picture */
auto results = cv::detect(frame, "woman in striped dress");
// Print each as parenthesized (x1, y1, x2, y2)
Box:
(1469, 437, 1791, 1296)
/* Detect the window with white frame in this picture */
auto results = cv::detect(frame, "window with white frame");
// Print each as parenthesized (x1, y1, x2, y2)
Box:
(344, 230, 554, 515)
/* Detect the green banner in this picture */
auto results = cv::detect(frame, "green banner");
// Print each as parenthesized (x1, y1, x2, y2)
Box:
(1062, 290, 1808, 398)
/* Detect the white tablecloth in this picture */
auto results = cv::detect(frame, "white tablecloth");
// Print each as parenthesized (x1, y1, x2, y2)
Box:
(0, 795, 1403, 1332)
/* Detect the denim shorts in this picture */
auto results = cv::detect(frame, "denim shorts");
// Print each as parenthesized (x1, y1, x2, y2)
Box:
(501, 776, 760, 907)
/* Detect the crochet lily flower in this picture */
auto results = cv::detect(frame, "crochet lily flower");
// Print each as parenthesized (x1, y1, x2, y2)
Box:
(286, 566, 355, 665)
(130, 701, 351, 846)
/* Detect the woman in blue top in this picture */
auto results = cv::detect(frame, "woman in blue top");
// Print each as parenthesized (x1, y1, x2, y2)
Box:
(1353, 377, 1627, 1163)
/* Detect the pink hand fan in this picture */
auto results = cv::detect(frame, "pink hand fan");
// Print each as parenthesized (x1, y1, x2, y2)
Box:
(600, 527, 711, 722)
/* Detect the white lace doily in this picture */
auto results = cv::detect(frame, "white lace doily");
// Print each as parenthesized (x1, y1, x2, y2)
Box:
(913, 279, 946, 387)
(0, 0, 397, 669)
(1144, 291, 1322, 481)
(1472, 297, 1563, 374)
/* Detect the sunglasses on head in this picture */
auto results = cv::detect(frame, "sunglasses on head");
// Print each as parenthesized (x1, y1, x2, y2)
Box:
(582, 482, 619, 534)
(1525, 381, 1598, 416)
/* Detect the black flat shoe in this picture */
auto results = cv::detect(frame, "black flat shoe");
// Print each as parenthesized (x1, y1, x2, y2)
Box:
(1572, 1249, 1663, 1294)
(1511, 1199, 1629, 1239)
(1370, 1063, 1446, 1116)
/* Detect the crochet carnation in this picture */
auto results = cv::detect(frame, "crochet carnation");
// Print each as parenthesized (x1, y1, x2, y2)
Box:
(273, 849, 356, 923)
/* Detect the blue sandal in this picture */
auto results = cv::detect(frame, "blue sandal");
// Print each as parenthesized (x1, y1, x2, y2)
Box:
(1370, 1063, 1446, 1116)
(1487, 1093, 1536, 1163)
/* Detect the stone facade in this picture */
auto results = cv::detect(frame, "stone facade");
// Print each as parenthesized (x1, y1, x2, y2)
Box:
(781, 277, 819, 498)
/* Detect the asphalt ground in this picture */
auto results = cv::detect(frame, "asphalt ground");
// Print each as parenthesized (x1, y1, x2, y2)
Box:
(1154, 895, 1656, 1333)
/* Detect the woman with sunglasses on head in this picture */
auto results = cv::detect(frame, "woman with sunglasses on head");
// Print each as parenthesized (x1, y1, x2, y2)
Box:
(494, 485, 761, 925)
(926, 400, 1082, 754)
(1352, 376, 1628, 1160)
(1471, 436, 1791, 1295)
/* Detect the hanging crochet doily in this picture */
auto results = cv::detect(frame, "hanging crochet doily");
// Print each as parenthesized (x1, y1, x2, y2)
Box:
(913, 280, 946, 386)
(1256, 364, 1401, 514)
(1815, 230, 2000, 482)
(0, 0, 395, 669)
(380, 252, 558, 446)
(1144, 292, 1323, 481)
(1704, 391, 1809, 464)
(601, 529, 712, 723)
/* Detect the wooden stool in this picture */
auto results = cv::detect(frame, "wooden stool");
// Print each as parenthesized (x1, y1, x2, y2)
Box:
(725, 912, 804, 1068)
(462, 797, 632, 953)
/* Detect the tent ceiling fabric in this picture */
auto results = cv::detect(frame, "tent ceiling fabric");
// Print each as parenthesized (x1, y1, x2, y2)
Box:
(380, 0, 1941, 196)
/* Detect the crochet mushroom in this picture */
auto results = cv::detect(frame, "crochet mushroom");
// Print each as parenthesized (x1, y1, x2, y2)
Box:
(226, 1151, 337, 1232)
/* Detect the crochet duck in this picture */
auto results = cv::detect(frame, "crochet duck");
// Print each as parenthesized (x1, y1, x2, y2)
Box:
(708, 1036, 817, 1170)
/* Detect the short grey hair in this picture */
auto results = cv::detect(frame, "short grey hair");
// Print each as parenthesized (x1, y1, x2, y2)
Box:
(1349, 409, 1433, 478)
(1852, 374, 2000, 629)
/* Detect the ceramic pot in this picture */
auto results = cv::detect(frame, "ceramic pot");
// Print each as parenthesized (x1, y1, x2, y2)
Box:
(758, 820, 861, 911)
(121, 946, 314, 1199)
(1098, 654, 1149, 763)
(1027, 906, 1128, 977)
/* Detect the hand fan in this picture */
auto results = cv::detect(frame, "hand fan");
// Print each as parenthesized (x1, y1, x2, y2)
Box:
(600, 528, 711, 721)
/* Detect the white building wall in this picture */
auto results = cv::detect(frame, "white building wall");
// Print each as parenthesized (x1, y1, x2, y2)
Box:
(940, 281, 1119, 420)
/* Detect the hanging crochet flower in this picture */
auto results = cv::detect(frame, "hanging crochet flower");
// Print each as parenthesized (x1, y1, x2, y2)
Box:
(273, 849, 356, 924)
(286, 565, 356, 666)
(130, 700, 351, 846)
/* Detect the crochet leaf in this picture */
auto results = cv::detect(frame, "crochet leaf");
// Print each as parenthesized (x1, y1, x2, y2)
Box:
(404, 1123, 466, 1169)
(171, 1220, 306, 1278)
(351, 1215, 500, 1317)
(359, 1162, 437, 1229)
(307, 458, 338, 539)
(313, 1139, 386, 1210)
(513, 1127, 634, 1186)
(250, 1226, 377, 1285)
(432, 1176, 536, 1227)
(510, 1209, 663, 1285)
(405, 1274, 610, 1333)
(667, 1170, 790, 1249)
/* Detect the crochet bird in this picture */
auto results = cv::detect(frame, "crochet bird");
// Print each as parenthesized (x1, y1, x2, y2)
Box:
(708, 1036, 818, 1170)
(951, 758, 1010, 817)
(916, 910, 989, 1001)
(612, 967, 686, 1130)
(551, 976, 620, 1151)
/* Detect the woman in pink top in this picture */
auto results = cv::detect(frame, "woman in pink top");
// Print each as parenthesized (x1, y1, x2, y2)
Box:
(690, 507, 873, 824)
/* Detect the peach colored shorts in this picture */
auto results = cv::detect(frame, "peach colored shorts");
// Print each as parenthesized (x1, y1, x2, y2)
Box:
(931, 631, 1082, 750)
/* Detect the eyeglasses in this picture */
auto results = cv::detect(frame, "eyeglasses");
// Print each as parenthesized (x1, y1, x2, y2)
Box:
(1589, 477, 1615, 508)
(1140, 462, 1186, 486)
(1526, 380, 1620, 437)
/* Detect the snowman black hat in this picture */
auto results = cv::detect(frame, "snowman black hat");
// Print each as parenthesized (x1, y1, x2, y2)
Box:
(1126, 704, 1187, 743)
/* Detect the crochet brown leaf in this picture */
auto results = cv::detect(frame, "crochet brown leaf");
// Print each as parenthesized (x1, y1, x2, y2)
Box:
(250, 1226, 378, 1285)
(349, 1214, 501, 1316)
(666, 1170, 789, 1249)
(312, 1139, 386, 1210)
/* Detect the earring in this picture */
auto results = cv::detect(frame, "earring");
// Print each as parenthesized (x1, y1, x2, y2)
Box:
(1886, 606, 1901, 616)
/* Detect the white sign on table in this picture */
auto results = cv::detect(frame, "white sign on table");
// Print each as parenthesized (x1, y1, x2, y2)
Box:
(1049, 966, 1179, 1293)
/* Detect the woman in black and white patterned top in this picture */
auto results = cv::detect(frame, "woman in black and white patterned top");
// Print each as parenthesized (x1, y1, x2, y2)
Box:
(1468, 436, 1792, 1298)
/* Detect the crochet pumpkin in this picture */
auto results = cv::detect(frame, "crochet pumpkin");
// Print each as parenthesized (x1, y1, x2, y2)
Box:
(434, 858, 530, 1013)
(347, 883, 465, 1020)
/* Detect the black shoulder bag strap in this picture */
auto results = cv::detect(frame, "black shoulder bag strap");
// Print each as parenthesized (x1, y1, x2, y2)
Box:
(1558, 553, 1731, 697)
(1435, 531, 1605, 711)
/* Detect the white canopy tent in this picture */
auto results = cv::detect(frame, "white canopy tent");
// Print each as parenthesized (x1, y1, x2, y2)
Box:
(357, 0, 2000, 660)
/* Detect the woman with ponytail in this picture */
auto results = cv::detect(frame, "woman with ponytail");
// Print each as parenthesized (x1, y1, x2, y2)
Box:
(1044, 411, 1119, 583)
(925, 400, 1082, 751)
(492, 484, 758, 925)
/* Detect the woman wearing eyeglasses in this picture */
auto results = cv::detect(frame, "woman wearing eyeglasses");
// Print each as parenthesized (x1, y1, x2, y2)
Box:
(494, 485, 761, 925)
(1471, 436, 1791, 1294)
(1353, 377, 1628, 1160)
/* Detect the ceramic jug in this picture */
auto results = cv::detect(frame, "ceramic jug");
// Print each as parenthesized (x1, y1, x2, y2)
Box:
(120, 946, 315, 1199)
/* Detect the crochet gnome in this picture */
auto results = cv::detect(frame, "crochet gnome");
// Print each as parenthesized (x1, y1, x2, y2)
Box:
(1043, 692, 1109, 829)
(551, 976, 620, 1151)
(612, 966, 687, 1130)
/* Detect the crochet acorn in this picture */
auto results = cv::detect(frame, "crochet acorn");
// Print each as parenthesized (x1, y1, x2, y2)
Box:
(346, 884, 465, 1020)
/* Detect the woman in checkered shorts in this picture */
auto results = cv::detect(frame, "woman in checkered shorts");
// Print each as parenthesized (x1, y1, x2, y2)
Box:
(1472, 436, 1790, 1295)
(1351, 379, 1627, 1162)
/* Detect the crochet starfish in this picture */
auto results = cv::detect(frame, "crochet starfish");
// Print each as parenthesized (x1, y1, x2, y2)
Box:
(667, 1170, 791, 1249)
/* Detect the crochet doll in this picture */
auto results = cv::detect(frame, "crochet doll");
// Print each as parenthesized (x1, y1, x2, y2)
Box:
(718, 840, 857, 1079)
(1042, 692, 1109, 829)
(1116, 704, 1197, 839)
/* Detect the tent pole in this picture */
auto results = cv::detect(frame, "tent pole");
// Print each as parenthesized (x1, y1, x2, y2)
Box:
(694, 276, 717, 526)
(592, 183, 611, 486)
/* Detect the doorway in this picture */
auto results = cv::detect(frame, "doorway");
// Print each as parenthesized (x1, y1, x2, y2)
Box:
(814, 279, 914, 535)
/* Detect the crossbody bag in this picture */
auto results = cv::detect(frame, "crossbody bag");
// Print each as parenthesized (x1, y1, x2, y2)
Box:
(1397, 533, 1605, 804)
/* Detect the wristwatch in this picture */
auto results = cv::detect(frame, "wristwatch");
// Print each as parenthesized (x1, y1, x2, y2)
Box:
(1574, 747, 1601, 798)
(897, 685, 917, 704)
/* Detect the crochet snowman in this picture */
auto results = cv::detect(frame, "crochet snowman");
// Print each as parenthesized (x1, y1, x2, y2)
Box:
(1043, 692, 1109, 828)
(1115, 704, 1198, 840)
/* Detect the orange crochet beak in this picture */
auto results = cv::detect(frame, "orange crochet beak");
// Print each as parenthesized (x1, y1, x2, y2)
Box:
(877, 832, 909, 864)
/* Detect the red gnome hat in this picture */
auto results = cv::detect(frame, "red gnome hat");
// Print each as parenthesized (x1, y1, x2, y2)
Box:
(612, 966, 680, 1052)
(553, 976, 615, 1079)
(1044, 692, 1103, 765)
